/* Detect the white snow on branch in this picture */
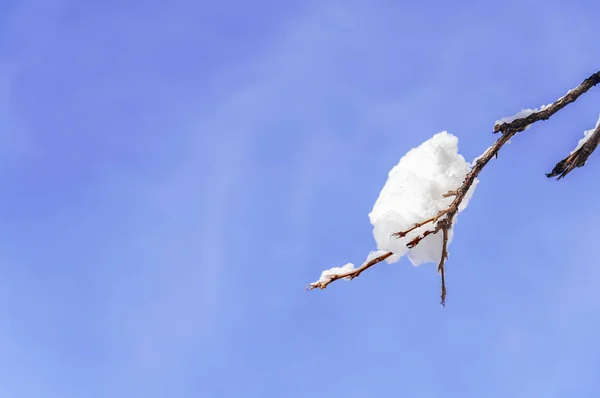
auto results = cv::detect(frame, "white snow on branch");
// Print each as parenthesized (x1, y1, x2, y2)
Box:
(471, 144, 494, 167)
(494, 104, 551, 130)
(557, 88, 575, 103)
(570, 114, 600, 154)
(311, 263, 356, 286)
(309, 250, 387, 287)
(369, 131, 477, 266)
(363, 249, 389, 263)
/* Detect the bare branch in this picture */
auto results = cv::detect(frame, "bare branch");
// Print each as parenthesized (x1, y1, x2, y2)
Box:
(309, 70, 600, 304)
(307, 251, 394, 290)
(546, 120, 600, 180)
(494, 71, 600, 134)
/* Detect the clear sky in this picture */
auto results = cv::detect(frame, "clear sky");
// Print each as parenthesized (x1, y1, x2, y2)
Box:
(1, 0, 600, 397)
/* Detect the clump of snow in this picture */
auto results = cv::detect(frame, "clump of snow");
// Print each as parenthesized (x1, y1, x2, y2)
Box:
(312, 263, 355, 285)
(570, 114, 600, 154)
(494, 104, 551, 130)
(310, 131, 478, 284)
(368, 131, 477, 266)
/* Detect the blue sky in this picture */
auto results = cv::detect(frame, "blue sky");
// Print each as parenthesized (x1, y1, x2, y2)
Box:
(1, 0, 600, 397)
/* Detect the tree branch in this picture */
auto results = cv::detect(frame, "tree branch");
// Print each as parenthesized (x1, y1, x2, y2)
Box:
(493, 71, 600, 134)
(309, 70, 600, 306)
(546, 120, 600, 179)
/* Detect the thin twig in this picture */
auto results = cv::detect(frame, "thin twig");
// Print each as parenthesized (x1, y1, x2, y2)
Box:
(392, 208, 450, 239)
(307, 251, 394, 290)
(438, 224, 449, 306)
(442, 190, 458, 198)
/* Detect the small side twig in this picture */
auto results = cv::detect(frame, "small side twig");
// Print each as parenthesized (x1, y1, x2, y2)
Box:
(391, 208, 450, 239)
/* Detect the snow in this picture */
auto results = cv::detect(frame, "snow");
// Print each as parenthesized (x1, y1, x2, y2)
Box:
(369, 131, 477, 266)
(309, 250, 388, 286)
(570, 114, 600, 154)
(494, 104, 551, 130)
(311, 262, 356, 285)
(496, 108, 536, 126)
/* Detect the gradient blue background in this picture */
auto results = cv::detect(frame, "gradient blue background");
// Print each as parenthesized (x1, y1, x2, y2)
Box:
(2, 0, 600, 397)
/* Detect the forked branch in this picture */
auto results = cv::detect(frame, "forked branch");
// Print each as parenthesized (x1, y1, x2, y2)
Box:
(309, 70, 600, 306)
